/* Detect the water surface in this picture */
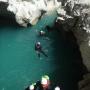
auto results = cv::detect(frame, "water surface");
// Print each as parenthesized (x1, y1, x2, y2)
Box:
(0, 11, 82, 90)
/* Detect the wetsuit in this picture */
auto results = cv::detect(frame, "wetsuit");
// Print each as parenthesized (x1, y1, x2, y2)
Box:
(35, 43, 48, 58)
(34, 80, 43, 90)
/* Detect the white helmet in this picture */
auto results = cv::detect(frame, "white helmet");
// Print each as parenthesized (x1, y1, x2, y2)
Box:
(29, 85, 34, 90)
(37, 42, 40, 45)
(54, 86, 60, 90)
(41, 77, 48, 85)
(40, 30, 43, 33)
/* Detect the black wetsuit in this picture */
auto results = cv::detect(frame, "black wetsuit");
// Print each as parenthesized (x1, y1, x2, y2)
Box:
(35, 43, 48, 57)
(34, 80, 43, 90)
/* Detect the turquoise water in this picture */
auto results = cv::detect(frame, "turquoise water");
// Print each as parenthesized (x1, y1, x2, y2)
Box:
(0, 11, 81, 90)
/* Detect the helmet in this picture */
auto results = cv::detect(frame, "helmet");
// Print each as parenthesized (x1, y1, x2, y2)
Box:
(54, 86, 60, 90)
(29, 85, 34, 90)
(41, 77, 47, 85)
(37, 42, 40, 45)
(40, 30, 43, 33)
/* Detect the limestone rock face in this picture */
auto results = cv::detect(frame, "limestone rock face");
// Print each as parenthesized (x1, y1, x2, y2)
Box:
(78, 73, 90, 90)
(0, 2, 14, 18)
(56, 1, 90, 89)
(56, 0, 90, 72)
(0, 0, 61, 27)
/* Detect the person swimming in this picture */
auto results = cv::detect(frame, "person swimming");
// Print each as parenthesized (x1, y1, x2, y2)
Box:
(38, 30, 50, 40)
(25, 75, 60, 90)
(35, 42, 48, 58)
(39, 30, 46, 36)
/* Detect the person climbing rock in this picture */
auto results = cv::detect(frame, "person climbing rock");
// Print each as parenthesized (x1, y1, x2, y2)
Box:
(38, 30, 50, 40)
(35, 42, 48, 58)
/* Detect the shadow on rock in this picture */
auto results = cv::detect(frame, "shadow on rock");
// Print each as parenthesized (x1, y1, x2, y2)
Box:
(47, 24, 88, 90)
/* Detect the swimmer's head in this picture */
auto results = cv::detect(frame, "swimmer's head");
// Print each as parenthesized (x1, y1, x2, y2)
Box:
(29, 85, 34, 90)
(37, 42, 40, 45)
(41, 77, 47, 85)
(54, 86, 60, 90)
(40, 30, 43, 33)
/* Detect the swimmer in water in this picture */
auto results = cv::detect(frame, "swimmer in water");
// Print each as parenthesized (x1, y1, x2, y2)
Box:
(38, 30, 50, 40)
(35, 42, 48, 58)
(34, 80, 43, 90)
(39, 30, 46, 36)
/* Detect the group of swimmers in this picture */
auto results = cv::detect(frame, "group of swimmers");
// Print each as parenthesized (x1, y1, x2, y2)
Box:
(25, 26, 61, 90)
(25, 75, 60, 90)
(35, 26, 52, 58)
